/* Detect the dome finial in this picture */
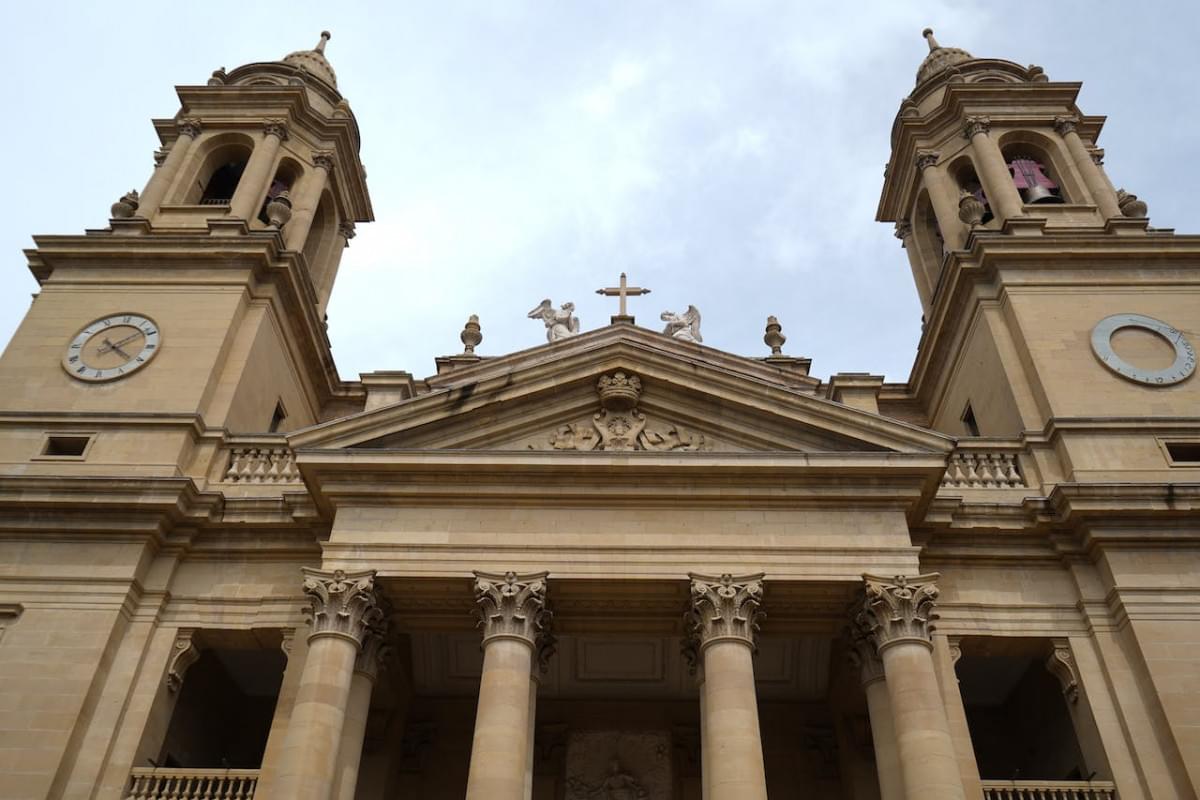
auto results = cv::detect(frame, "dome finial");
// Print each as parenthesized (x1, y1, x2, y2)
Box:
(316, 31, 331, 54)
(923, 28, 940, 51)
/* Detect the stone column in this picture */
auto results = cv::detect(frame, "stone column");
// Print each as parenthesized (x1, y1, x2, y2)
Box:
(914, 149, 966, 251)
(273, 569, 384, 800)
(285, 151, 334, 251)
(1054, 115, 1123, 219)
(333, 625, 389, 800)
(687, 573, 768, 800)
(229, 119, 288, 221)
(138, 118, 201, 218)
(465, 571, 552, 800)
(962, 116, 1024, 223)
(847, 629, 903, 800)
(854, 573, 966, 800)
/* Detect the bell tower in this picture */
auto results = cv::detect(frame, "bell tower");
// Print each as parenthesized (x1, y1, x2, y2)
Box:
(877, 30, 1199, 477)
(0, 33, 372, 473)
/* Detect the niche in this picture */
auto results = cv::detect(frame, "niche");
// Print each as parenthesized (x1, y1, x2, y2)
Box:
(183, 135, 255, 206)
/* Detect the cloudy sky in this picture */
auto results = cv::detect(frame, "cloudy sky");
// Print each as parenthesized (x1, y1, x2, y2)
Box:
(2, 2, 1194, 384)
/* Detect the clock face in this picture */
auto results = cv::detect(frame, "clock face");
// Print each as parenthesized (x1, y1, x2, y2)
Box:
(63, 313, 161, 382)
(1091, 313, 1196, 386)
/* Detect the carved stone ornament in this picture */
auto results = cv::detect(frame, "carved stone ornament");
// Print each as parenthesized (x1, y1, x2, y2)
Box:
(528, 299, 581, 342)
(1045, 642, 1080, 704)
(313, 151, 336, 172)
(262, 119, 290, 141)
(1089, 147, 1105, 166)
(660, 305, 702, 343)
(543, 371, 711, 452)
(1027, 64, 1049, 82)
(958, 190, 986, 227)
(914, 149, 940, 171)
(963, 115, 992, 139)
(338, 220, 357, 240)
(1117, 189, 1148, 218)
(355, 623, 391, 681)
(207, 68, 227, 86)
(853, 573, 940, 652)
(686, 572, 765, 652)
(166, 629, 200, 693)
(177, 117, 203, 139)
(845, 625, 885, 686)
(1053, 115, 1080, 137)
(763, 315, 787, 355)
(893, 220, 913, 241)
(460, 314, 482, 354)
(301, 568, 385, 646)
(473, 570, 552, 649)
(265, 190, 293, 229)
(110, 190, 140, 219)
(565, 731, 669, 800)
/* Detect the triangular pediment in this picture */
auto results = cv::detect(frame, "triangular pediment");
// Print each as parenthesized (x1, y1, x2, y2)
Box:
(288, 325, 951, 456)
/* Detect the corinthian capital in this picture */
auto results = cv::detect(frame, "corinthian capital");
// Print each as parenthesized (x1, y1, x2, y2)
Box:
(962, 115, 991, 139)
(853, 573, 940, 652)
(913, 149, 940, 171)
(686, 572, 764, 651)
(893, 220, 913, 241)
(355, 623, 391, 681)
(312, 151, 336, 172)
(302, 568, 384, 646)
(845, 626, 885, 686)
(1053, 115, 1080, 137)
(263, 119, 290, 141)
(474, 570, 551, 648)
(177, 118, 203, 138)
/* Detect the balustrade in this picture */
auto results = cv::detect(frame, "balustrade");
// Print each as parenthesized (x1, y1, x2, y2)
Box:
(942, 448, 1025, 489)
(222, 446, 300, 484)
(125, 768, 258, 800)
(981, 780, 1116, 800)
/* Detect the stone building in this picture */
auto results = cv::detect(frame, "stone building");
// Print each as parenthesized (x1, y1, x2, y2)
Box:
(0, 27, 1196, 800)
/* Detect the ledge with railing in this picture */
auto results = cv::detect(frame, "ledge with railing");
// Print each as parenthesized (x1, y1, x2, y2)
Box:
(125, 768, 258, 800)
(981, 779, 1117, 800)
(941, 441, 1028, 490)
(221, 441, 302, 484)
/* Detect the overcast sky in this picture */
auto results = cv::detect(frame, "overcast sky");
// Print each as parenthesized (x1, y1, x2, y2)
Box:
(2, 2, 1194, 384)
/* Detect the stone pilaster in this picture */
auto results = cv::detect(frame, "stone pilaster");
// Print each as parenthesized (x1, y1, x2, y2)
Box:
(687, 573, 767, 800)
(466, 571, 551, 800)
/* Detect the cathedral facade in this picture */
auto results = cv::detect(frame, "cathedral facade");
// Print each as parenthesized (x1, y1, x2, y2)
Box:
(0, 28, 1197, 800)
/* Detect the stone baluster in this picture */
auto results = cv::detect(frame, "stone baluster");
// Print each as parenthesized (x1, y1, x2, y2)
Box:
(138, 118, 202, 219)
(847, 629, 904, 800)
(333, 623, 389, 800)
(272, 568, 384, 800)
(854, 573, 967, 800)
(1054, 116, 1123, 220)
(465, 571, 552, 800)
(229, 120, 288, 222)
(962, 117, 1025, 224)
(687, 573, 768, 800)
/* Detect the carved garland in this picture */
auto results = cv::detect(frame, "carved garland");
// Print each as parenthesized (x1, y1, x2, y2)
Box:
(302, 568, 384, 646)
(686, 572, 765, 652)
(853, 573, 940, 653)
(473, 570, 552, 649)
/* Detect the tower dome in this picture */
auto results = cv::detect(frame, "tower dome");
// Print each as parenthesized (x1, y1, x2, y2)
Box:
(915, 28, 972, 85)
(283, 31, 337, 88)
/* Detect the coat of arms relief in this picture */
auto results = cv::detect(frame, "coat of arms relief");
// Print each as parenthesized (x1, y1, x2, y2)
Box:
(535, 371, 712, 453)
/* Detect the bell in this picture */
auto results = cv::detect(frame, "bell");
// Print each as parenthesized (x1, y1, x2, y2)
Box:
(1021, 183, 1062, 204)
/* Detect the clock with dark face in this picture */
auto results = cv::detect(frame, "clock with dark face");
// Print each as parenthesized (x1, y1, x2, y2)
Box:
(1091, 313, 1195, 386)
(63, 313, 161, 382)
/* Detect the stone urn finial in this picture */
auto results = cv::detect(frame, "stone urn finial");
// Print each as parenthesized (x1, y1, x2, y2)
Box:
(110, 190, 140, 219)
(958, 190, 986, 227)
(461, 314, 482, 354)
(1117, 189, 1148, 218)
(764, 316, 786, 356)
(265, 191, 293, 229)
(207, 67, 227, 86)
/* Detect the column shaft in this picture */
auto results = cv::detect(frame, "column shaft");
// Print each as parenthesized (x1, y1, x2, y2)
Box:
(273, 634, 360, 800)
(698, 669, 710, 800)
(917, 159, 966, 251)
(1059, 123, 1122, 219)
(229, 124, 285, 221)
(966, 121, 1024, 222)
(524, 674, 537, 800)
(465, 637, 535, 800)
(285, 158, 332, 251)
(881, 641, 966, 800)
(702, 640, 768, 800)
(138, 122, 199, 218)
(863, 677, 904, 800)
(333, 670, 375, 800)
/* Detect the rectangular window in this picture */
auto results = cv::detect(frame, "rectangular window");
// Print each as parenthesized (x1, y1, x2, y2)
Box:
(1164, 441, 1200, 465)
(268, 401, 287, 433)
(961, 404, 981, 437)
(35, 433, 94, 460)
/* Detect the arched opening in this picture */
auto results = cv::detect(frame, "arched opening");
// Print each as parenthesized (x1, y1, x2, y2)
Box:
(182, 135, 255, 206)
(999, 134, 1073, 206)
(257, 157, 303, 225)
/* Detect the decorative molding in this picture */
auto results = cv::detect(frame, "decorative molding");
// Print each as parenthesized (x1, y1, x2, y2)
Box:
(302, 568, 384, 646)
(854, 573, 940, 652)
(947, 635, 963, 667)
(312, 151, 336, 172)
(177, 118, 203, 138)
(1045, 641, 1080, 704)
(280, 629, 296, 660)
(167, 628, 200, 693)
(473, 570, 551, 649)
(262, 119, 290, 141)
(962, 115, 992, 139)
(893, 220, 913, 241)
(1053, 115, 1080, 137)
(355, 623, 391, 680)
(914, 149, 941, 171)
(1088, 147, 1105, 166)
(686, 572, 765, 652)
(846, 625, 885, 686)
(337, 220, 357, 240)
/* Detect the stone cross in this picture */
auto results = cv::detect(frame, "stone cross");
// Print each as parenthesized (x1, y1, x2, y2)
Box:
(595, 272, 651, 324)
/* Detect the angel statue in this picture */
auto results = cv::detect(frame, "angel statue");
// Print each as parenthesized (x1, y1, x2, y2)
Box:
(661, 305, 702, 343)
(528, 299, 582, 343)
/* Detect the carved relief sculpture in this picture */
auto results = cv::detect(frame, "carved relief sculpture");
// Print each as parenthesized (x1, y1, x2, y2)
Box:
(564, 731, 671, 800)
(528, 299, 581, 342)
(660, 305, 702, 343)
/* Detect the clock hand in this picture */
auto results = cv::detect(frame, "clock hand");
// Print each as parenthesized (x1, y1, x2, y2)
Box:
(99, 338, 132, 359)
(96, 332, 142, 356)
